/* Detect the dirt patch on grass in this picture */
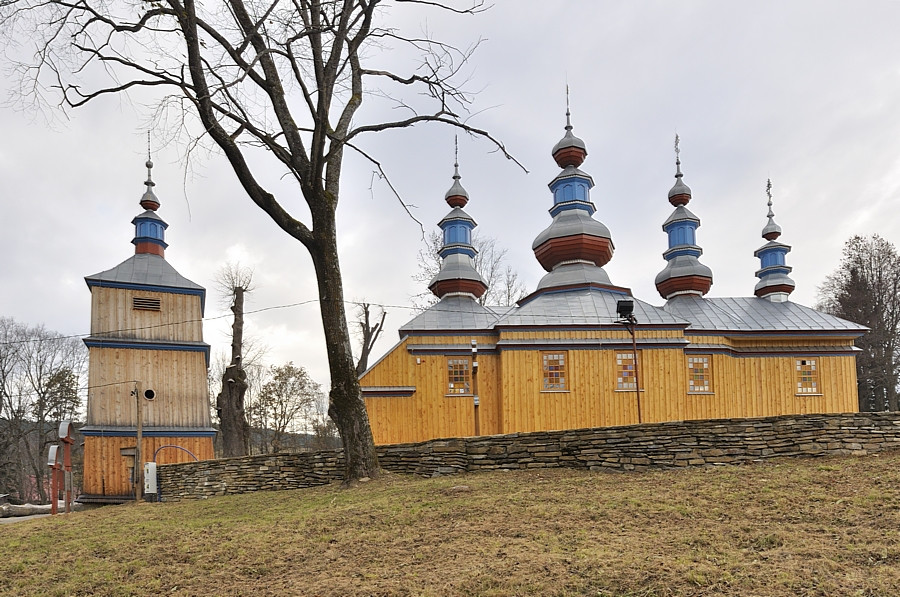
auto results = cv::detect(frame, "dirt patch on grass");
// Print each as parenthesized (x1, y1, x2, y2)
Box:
(2, 453, 900, 596)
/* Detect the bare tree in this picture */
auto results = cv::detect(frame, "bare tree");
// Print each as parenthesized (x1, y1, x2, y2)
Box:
(354, 302, 386, 376)
(0, 319, 85, 503)
(250, 362, 322, 453)
(413, 230, 527, 309)
(818, 234, 900, 412)
(1, 0, 518, 481)
(215, 263, 254, 457)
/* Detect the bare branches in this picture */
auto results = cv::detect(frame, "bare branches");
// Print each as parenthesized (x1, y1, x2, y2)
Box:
(1, 0, 519, 481)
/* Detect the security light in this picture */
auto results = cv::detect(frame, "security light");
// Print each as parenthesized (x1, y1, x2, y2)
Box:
(616, 299, 634, 318)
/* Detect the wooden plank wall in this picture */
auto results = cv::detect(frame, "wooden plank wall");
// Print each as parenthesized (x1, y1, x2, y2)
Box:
(91, 287, 203, 342)
(361, 338, 502, 445)
(82, 436, 214, 496)
(86, 348, 211, 427)
(360, 330, 860, 445)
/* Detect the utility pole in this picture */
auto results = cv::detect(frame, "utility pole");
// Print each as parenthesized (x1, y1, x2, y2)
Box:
(134, 382, 143, 502)
(471, 340, 480, 436)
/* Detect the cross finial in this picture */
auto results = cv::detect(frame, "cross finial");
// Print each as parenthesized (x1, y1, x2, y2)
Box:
(145, 132, 155, 187)
(766, 178, 774, 217)
(565, 84, 572, 130)
(453, 135, 460, 180)
(674, 133, 683, 177)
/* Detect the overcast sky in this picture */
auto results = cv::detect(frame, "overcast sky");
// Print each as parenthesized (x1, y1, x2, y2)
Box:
(2, 1, 899, 389)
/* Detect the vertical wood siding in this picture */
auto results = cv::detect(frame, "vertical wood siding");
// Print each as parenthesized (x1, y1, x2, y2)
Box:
(360, 330, 860, 445)
(82, 436, 214, 496)
(90, 287, 203, 342)
(86, 348, 211, 427)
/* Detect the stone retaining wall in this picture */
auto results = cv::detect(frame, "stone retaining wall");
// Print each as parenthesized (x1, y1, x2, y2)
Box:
(157, 412, 900, 501)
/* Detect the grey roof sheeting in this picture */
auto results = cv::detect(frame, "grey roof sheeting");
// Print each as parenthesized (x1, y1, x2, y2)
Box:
(664, 295, 866, 333)
(500, 288, 688, 327)
(85, 253, 203, 291)
(399, 295, 506, 333)
(397, 285, 863, 337)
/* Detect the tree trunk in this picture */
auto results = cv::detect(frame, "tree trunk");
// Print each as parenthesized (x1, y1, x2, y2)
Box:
(217, 286, 250, 457)
(216, 366, 250, 458)
(310, 216, 379, 481)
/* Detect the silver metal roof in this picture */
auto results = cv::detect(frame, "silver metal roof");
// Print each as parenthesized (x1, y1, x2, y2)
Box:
(532, 209, 612, 249)
(663, 295, 865, 333)
(85, 253, 204, 291)
(500, 288, 688, 327)
(668, 177, 692, 199)
(753, 240, 791, 258)
(762, 216, 782, 239)
(428, 253, 486, 286)
(437, 207, 476, 227)
(536, 261, 612, 290)
(551, 123, 587, 155)
(400, 295, 502, 333)
(548, 165, 594, 188)
(753, 271, 796, 295)
(655, 255, 713, 286)
(131, 209, 165, 223)
(662, 205, 700, 228)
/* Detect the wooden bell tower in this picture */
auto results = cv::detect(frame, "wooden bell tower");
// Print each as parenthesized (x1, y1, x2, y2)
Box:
(78, 158, 214, 503)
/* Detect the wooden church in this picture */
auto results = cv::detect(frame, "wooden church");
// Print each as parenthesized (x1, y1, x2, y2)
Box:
(359, 113, 866, 445)
(78, 159, 214, 503)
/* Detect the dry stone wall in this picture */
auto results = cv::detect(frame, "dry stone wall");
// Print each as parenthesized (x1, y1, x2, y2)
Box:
(157, 412, 900, 501)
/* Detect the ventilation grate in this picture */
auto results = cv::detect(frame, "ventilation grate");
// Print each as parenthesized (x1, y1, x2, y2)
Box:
(133, 297, 161, 311)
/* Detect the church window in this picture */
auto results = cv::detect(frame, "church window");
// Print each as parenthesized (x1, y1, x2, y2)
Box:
(447, 358, 471, 395)
(616, 352, 638, 390)
(542, 352, 567, 390)
(796, 359, 819, 394)
(687, 356, 712, 393)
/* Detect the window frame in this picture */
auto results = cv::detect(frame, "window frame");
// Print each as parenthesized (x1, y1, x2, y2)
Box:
(541, 351, 568, 392)
(687, 355, 714, 394)
(615, 351, 640, 392)
(795, 358, 821, 395)
(446, 357, 472, 396)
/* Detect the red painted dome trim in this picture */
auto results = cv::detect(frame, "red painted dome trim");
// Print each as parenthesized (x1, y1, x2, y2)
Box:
(533, 235, 613, 272)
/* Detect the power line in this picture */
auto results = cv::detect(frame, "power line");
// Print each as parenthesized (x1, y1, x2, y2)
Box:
(0, 294, 629, 349)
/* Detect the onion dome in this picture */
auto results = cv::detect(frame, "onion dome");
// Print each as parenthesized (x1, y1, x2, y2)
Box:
(532, 108, 616, 291)
(551, 107, 587, 168)
(132, 158, 169, 258)
(754, 179, 794, 302)
(444, 159, 469, 208)
(667, 143, 692, 206)
(655, 136, 712, 299)
(428, 158, 487, 300)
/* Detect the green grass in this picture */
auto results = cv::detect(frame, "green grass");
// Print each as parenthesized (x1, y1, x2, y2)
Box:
(2, 452, 900, 596)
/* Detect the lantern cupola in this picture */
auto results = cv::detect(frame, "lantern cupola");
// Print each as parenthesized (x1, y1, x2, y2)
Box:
(655, 135, 713, 299)
(754, 179, 795, 302)
(531, 105, 617, 291)
(131, 158, 169, 258)
(428, 149, 488, 300)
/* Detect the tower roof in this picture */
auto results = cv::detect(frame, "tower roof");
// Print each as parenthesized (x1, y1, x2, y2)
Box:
(139, 159, 161, 211)
(429, 154, 487, 300)
(667, 135, 692, 205)
(655, 136, 713, 299)
(531, 107, 619, 294)
(754, 179, 795, 302)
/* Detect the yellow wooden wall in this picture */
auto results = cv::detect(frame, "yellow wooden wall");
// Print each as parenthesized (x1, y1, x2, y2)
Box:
(82, 436, 214, 496)
(361, 337, 502, 445)
(90, 287, 203, 342)
(86, 347, 211, 427)
(361, 328, 860, 445)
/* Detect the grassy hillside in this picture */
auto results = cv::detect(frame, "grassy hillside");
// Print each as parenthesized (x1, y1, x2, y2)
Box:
(2, 452, 899, 596)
